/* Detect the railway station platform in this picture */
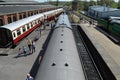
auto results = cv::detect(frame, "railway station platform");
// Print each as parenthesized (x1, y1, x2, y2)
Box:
(0, 25, 51, 80)
(79, 22, 120, 80)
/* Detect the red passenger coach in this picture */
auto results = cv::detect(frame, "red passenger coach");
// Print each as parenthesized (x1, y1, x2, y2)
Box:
(0, 8, 63, 47)
(0, 13, 44, 47)
(44, 8, 63, 21)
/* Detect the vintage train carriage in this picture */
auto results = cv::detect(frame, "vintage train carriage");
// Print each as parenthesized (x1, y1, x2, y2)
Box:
(44, 8, 63, 21)
(0, 14, 44, 47)
(97, 18, 120, 37)
(55, 13, 71, 28)
(35, 13, 85, 80)
(97, 18, 108, 30)
(109, 19, 120, 37)
(55, 8, 64, 17)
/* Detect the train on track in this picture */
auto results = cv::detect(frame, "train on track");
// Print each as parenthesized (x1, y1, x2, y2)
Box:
(35, 13, 85, 80)
(80, 12, 120, 39)
(0, 8, 63, 47)
(97, 17, 120, 37)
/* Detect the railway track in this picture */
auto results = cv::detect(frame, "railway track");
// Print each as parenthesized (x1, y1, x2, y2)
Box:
(72, 24, 103, 80)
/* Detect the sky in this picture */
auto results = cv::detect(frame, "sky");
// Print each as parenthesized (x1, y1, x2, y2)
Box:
(36, 0, 119, 2)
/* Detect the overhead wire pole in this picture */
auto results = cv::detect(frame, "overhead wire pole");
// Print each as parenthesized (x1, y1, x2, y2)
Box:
(56, 0, 58, 6)
(96, 0, 100, 5)
(118, 0, 120, 8)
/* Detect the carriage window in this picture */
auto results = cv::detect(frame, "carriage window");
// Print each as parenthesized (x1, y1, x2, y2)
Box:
(35, 20, 38, 24)
(27, 24, 29, 29)
(31, 21, 34, 27)
(36, 20, 38, 24)
(7, 17, 12, 23)
(38, 20, 40, 23)
(0, 19, 3, 26)
(32, 22, 34, 26)
(22, 26, 26, 32)
(17, 29, 21, 36)
(13, 32, 16, 38)
(34, 21, 36, 24)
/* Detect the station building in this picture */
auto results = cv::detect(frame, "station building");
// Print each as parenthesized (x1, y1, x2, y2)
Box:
(0, 2, 59, 26)
(88, 6, 120, 19)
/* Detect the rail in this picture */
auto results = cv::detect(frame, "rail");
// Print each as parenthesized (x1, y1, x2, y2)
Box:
(72, 24, 103, 80)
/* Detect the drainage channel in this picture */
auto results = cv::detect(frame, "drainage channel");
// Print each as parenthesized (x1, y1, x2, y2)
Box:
(72, 24, 103, 80)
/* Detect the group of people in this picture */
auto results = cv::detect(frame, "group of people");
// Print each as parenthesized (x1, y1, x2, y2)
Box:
(80, 15, 96, 27)
(27, 38, 36, 53)
(17, 38, 36, 57)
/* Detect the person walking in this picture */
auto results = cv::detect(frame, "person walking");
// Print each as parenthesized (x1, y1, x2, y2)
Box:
(89, 19, 93, 27)
(26, 38, 32, 53)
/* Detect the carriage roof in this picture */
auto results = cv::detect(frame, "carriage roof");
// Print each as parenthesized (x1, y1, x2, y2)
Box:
(55, 13, 71, 29)
(110, 19, 120, 24)
(0, 13, 43, 31)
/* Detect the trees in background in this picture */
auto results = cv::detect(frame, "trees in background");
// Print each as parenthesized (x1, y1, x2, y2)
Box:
(118, 0, 120, 9)
(48, 0, 119, 11)
(77, 0, 118, 11)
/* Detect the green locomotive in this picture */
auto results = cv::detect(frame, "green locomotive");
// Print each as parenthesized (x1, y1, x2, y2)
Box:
(97, 17, 120, 37)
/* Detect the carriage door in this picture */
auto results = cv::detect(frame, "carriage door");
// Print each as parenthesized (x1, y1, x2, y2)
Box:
(0, 29, 7, 47)
(6, 29, 13, 46)
(0, 28, 12, 47)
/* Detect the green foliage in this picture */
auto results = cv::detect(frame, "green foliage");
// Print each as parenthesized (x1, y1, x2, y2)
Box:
(111, 2, 118, 8)
(89, 0, 96, 6)
(83, 1, 89, 11)
(48, 0, 119, 11)
(77, 1, 84, 10)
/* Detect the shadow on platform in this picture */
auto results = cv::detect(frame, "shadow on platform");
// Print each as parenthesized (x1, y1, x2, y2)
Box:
(13, 51, 33, 58)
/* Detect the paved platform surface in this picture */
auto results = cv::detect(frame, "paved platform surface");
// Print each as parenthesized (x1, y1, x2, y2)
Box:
(79, 23, 120, 80)
(0, 26, 51, 80)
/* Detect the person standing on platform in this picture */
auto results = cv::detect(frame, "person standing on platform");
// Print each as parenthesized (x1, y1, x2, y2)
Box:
(26, 38, 32, 53)
(26, 74, 33, 80)
(17, 48, 22, 57)
(39, 56, 42, 63)
(39, 29, 41, 37)
(51, 23, 53, 29)
(89, 19, 92, 27)
(32, 40, 36, 53)
(23, 46, 27, 56)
